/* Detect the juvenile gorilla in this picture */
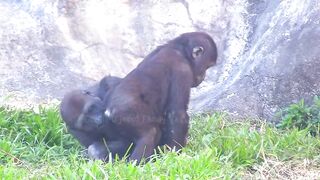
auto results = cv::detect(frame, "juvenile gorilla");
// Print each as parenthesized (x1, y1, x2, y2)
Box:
(104, 32, 218, 163)
(60, 76, 130, 160)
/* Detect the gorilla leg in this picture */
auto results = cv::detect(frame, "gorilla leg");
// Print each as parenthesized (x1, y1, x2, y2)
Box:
(88, 140, 132, 161)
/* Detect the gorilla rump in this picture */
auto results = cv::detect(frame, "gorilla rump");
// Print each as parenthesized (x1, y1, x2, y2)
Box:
(103, 32, 218, 163)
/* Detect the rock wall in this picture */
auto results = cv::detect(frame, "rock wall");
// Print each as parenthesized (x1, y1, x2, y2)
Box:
(191, 0, 320, 120)
(0, 0, 319, 120)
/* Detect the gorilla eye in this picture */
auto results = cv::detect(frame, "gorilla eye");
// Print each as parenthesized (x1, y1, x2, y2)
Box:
(192, 46, 204, 58)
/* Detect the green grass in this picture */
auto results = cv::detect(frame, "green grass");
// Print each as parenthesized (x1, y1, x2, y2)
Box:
(277, 96, 320, 136)
(0, 107, 319, 179)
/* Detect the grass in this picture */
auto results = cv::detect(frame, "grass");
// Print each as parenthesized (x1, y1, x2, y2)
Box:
(277, 96, 320, 136)
(0, 107, 319, 179)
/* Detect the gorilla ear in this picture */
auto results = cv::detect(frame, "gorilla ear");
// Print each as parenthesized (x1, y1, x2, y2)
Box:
(192, 46, 204, 59)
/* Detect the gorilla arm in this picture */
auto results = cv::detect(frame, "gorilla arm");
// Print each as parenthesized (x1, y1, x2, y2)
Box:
(163, 63, 193, 150)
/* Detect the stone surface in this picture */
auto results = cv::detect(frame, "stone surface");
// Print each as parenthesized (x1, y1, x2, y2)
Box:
(191, 0, 320, 120)
(0, 0, 319, 120)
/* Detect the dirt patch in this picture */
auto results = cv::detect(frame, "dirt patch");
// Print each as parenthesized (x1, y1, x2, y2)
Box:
(243, 158, 320, 179)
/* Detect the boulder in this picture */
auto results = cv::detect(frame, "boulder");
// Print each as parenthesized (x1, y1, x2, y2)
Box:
(0, 0, 319, 120)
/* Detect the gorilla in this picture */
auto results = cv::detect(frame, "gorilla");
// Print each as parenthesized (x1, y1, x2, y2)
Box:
(103, 32, 218, 163)
(60, 76, 131, 160)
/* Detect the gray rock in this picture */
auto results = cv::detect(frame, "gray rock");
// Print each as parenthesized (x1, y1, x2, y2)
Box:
(0, 0, 319, 121)
(190, 0, 320, 120)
